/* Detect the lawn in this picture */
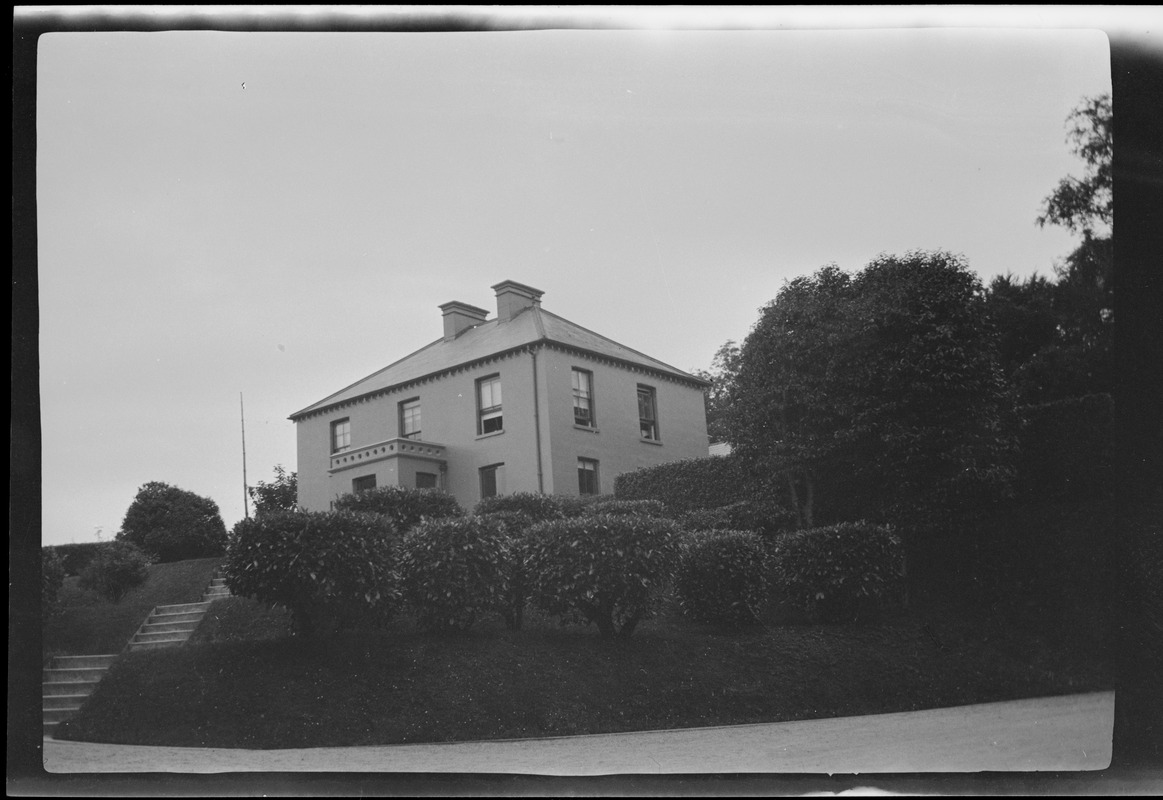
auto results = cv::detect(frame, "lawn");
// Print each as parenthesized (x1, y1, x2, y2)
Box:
(43, 557, 224, 657)
(55, 596, 1113, 749)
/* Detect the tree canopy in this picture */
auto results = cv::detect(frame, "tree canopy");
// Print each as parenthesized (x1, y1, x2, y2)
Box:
(728, 251, 1016, 527)
(248, 465, 299, 519)
(117, 481, 228, 562)
(1036, 93, 1112, 239)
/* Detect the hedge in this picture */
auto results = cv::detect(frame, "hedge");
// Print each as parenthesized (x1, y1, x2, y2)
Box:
(680, 499, 796, 538)
(1016, 393, 1114, 500)
(613, 455, 755, 513)
(581, 498, 669, 518)
(333, 486, 464, 532)
(675, 530, 770, 625)
(770, 522, 906, 623)
(473, 493, 565, 523)
(525, 514, 682, 638)
(475, 511, 537, 629)
(78, 541, 153, 604)
(48, 542, 105, 577)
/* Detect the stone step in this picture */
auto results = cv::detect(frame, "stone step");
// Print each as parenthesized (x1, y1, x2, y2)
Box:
(153, 601, 212, 615)
(127, 639, 186, 652)
(50, 654, 118, 670)
(210, 577, 227, 587)
(139, 620, 200, 634)
(42, 681, 98, 697)
(43, 694, 91, 710)
(43, 707, 83, 724)
(43, 667, 109, 683)
(132, 630, 193, 644)
(144, 609, 208, 624)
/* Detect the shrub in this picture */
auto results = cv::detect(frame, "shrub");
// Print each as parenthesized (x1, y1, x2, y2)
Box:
(401, 516, 512, 631)
(554, 494, 606, 518)
(225, 510, 402, 638)
(770, 522, 906, 623)
(42, 547, 67, 618)
(681, 499, 797, 538)
(581, 498, 669, 518)
(476, 511, 536, 629)
(77, 541, 152, 603)
(1016, 393, 1114, 500)
(117, 481, 228, 562)
(614, 455, 755, 513)
(248, 465, 299, 518)
(675, 530, 770, 626)
(50, 542, 105, 576)
(333, 486, 463, 532)
(525, 514, 683, 638)
(474, 492, 565, 523)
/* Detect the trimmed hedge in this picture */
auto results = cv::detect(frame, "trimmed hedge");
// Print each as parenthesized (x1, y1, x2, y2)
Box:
(1016, 393, 1113, 500)
(614, 455, 754, 513)
(401, 517, 511, 631)
(770, 522, 906, 623)
(42, 547, 67, 618)
(473, 493, 565, 523)
(225, 510, 402, 637)
(333, 486, 464, 532)
(78, 541, 153, 604)
(581, 499, 669, 518)
(525, 514, 683, 638)
(675, 530, 770, 625)
(49, 542, 106, 577)
(681, 499, 797, 538)
(475, 511, 537, 630)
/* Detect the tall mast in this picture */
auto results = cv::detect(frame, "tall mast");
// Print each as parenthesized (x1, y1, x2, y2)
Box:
(240, 392, 250, 519)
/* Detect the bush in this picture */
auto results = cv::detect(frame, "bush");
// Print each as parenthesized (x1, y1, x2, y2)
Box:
(770, 522, 906, 623)
(401, 517, 512, 631)
(681, 499, 797, 538)
(614, 455, 755, 513)
(554, 494, 607, 518)
(675, 530, 770, 626)
(77, 541, 152, 603)
(50, 542, 105, 577)
(474, 492, 565, 523)
(117, 482, 228, 562)
(525, 514, 683, 638)
(1016, 393, 1114, 500)
(225, 510, 402, 638)
(42, 547, 67, 618)
(333, 486, 463, 532)
(581, 498, 670, 518)
(475, 511, 536, 629)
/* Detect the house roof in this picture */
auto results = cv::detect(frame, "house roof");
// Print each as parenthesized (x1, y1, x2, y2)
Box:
(289, 304, 709, 421)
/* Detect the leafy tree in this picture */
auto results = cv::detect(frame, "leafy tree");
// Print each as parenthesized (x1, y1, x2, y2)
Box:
(728, 252, 1016, 527)
(248, 465, 299, 519)
(78, 541, 152, 603)
(1036, 93, 1112, 239)
(116, 481, 228, 562)
(691, 340, 742, 443)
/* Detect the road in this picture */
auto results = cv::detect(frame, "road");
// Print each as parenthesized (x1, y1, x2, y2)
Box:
(41, 691, 1115, 775)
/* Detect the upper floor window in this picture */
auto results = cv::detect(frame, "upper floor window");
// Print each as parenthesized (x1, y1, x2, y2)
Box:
(578, 458, 600, 496)
(331, 418, 351, 453)
(400, 398, 421, 440)
(638, 385, 659, 441)
(572, 368, 595, 427)
(477, 375, 503, 434)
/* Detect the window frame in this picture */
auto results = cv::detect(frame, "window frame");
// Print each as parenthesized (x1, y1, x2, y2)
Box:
(479, 463, 504, 499)
(577, 457, 600, 496)
(572, 367, 596, 428)
(637, 384, 659, 441)
(331, 417, 351, 453)
(399, 397, 422, 440)
(477, 374, 503, 435)
(415, 471, 438, 490)
(352, 474, 376, 493)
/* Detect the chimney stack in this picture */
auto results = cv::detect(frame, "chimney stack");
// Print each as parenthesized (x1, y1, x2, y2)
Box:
(439, 301, 489, 341)
(492, 280, 544, 322)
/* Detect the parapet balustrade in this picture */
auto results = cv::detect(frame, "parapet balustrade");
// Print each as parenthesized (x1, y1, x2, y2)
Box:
(329, 437, 447, 473)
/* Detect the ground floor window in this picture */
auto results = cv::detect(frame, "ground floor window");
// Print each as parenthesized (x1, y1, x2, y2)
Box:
(578, 458, 600, 495)
(416, 471, 438, 490)
(479, 463, 504, 499)
(352, 474, 376, 493)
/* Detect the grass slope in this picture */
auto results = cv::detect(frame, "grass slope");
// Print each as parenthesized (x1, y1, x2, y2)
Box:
(56, 601, 1111, 749)
(44, 557, 224, 657)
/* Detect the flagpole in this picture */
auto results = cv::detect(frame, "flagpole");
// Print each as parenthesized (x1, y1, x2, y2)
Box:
(241, 392, 250, 519)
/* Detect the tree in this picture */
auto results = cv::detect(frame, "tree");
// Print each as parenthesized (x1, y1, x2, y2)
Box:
(78, 541, 152, 603)
(728, 252, 1016, 527)
(248, 465, 299, 519)
(692, 340, 741, 443)
(1036, 93, 1112, 239)
(117, 481, 228, 562)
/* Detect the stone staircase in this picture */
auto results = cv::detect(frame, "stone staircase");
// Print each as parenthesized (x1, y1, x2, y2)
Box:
(42, 654, 118, 737)
(43, 566, 232, 736)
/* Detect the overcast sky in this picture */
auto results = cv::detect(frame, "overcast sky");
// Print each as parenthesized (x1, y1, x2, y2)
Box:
(36, 24, 1111, 546)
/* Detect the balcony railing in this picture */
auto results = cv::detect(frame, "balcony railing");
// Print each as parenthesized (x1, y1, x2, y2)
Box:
(329, 437, 447, 473)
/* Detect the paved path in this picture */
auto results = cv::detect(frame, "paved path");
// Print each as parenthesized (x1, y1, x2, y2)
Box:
(43, 691, 1113, 775)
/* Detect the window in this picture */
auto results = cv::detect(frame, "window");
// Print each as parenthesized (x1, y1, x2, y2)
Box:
(352, 474, 376, 493)
(578, 458, 600, 496)
(638, 385, 658, 440)
(400, 398, 421, 440)
(416, 472, 438, 490)
(572, 368, 595, 427)
(477, 375, 503, 434)
(479, 463, 504, 499)
(331, 418, 351, 453)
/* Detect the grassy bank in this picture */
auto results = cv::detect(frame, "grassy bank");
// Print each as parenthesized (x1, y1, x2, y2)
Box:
(44, 557, 223, 657)
(56, 599, 1112, 749)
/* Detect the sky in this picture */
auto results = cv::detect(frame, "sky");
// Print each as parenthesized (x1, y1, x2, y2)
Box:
(36, 21, 1112, 546)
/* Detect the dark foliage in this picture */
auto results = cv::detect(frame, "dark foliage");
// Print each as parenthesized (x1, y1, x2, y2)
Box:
(332, 485, 463, 533)
(680, 499, 797, 539)
(614, 455, 755, 514)
(675, 530, 770, 625)
(117, 481, 228, 562)
(48, 542, 105, 577)
(78, 541, 153, 604)
(248, 465, 299, 518)
(42, 547, 67, 618)
(473, 492, 565, 523)
(1016, 393, 1114, 500)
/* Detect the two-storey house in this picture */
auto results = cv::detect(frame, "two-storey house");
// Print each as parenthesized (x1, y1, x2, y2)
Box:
(290, 280, 710, 511)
